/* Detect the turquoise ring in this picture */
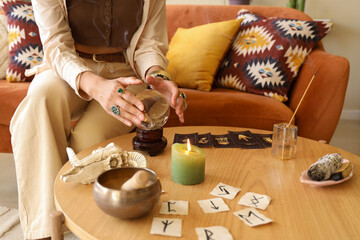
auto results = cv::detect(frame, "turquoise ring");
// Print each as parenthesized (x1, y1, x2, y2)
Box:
(111, 105, 120, 115)
(117, 88, 124, 94)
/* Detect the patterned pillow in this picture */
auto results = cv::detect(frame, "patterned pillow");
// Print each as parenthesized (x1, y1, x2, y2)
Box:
(215, 10, 332, 102)
(0, 0, 43, 82)
(0, 12, 9, 79)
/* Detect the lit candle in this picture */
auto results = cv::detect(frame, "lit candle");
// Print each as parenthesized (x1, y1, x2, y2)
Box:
(171, 139, 205, 185)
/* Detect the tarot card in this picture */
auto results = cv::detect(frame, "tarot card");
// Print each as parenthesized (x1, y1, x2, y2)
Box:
(173, 133, 199, 146)
(229, 131, 264, 149)
(198, 133, 213, 148)
(211, 134, 237, 148)
(253, 133, 273, 148)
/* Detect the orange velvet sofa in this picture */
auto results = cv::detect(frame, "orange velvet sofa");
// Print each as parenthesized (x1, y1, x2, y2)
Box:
(0, 5, 349, 153)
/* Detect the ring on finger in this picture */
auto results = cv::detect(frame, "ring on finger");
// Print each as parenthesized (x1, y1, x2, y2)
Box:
(179, 92, 187, 110)
(117, 87, 125, 94)
(180, 92, 186, 101)
(111, 105, 120, 115)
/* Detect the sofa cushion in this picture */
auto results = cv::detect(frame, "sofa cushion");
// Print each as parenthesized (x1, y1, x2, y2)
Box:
(0, 80, 30, 153)
(215, 9, 332, 102)
(166, 19, 242, 92)
(0, 0, 43, 82)
(0, 81, 29, 126)
(0, 80, 29, 153)
(0, 13, 8, 79)
(165, 87, 293, 131)
(0, 124, 12, 152)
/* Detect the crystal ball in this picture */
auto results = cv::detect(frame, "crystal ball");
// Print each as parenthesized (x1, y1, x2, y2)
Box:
(135, 89, 170, 130)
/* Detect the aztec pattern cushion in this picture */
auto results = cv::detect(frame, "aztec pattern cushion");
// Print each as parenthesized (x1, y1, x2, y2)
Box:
(0, 0, 43, 82)
(0, 11, 9, 79)
(215, 10, 332, 102)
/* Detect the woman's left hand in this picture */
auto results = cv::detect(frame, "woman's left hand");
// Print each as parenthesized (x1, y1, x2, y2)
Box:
(146, 75, 186, 123)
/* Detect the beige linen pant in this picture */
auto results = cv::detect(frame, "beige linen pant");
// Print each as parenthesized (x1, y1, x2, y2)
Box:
(10, 59, 146, 239)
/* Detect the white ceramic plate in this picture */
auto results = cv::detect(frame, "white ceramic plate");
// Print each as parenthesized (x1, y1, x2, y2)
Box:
(300, 159, 354, 186)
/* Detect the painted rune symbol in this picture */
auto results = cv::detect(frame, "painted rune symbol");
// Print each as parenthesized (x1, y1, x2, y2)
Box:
(238, 211, 265, 225)
(218, 185, 230, 195)
(161, 220, 174, 232)
(204, 229, 215, 240)
(210, 200, 219, 210)
(167, 202, 176, 212)
(250, 195, 264, 208)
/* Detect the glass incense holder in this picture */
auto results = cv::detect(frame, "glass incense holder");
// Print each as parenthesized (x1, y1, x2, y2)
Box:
(271, 123, 298, 160)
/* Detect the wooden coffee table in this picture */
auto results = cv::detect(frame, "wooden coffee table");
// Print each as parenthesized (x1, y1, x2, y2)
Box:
(54, 126, 360, 239)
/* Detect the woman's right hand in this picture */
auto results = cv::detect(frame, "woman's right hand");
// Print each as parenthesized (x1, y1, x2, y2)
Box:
(79, 71, 145, 127)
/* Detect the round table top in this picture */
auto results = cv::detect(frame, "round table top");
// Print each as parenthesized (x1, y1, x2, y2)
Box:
(54, 126, 360, 240)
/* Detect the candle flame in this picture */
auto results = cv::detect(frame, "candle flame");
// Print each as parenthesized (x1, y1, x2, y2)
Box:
(186, 139, 191, 152)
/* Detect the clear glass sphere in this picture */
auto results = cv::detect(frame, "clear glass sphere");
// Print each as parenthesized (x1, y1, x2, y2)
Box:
(135, 89, 170, 130)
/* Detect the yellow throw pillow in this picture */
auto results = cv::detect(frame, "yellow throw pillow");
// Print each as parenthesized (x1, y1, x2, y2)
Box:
(166, 19, 242, 92)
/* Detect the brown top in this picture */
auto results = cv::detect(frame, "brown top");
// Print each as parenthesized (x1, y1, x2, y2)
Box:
(66, 0, 143, 48)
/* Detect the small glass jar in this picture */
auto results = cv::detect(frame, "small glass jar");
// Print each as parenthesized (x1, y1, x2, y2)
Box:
(271, 123, 298, 160)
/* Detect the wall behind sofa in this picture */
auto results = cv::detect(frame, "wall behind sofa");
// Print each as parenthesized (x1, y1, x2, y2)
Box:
(167, 0, 360, 121)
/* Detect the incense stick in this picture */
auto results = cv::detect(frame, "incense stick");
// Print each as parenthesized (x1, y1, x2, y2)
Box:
(281, 126, 286, 159)
(287, 70, 318, 127)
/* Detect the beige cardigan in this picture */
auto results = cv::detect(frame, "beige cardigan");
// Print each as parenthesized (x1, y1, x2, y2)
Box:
(28, 0, 169, 98)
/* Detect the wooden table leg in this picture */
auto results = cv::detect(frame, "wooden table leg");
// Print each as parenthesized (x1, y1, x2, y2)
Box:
(50, 211, 64, 240)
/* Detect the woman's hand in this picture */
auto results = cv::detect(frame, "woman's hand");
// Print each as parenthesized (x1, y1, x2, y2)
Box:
(146, 75, 186, 123)
(79, 71, 145, 127)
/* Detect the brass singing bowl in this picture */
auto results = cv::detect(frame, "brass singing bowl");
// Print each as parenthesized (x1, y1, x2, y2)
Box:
(93, 167, 161, 219)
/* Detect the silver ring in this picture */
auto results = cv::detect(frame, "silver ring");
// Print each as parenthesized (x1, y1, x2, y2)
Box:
(179, 92, 187, 110)
(180, 92, 187, 101)
(111, 105, 120, 115)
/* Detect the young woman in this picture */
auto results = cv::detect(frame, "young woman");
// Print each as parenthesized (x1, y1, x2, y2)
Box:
(10, 0, 185, 239)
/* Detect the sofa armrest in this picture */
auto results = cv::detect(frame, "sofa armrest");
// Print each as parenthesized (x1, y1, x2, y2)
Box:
(288, 48, 350, 142)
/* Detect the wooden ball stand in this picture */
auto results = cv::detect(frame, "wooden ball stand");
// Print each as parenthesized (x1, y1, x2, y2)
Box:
(132, 127, 167, 156)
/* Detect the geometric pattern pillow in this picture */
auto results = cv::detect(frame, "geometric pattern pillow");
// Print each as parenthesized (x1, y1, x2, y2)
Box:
(215, 10, 332, 102)
(0, 0, 43, 82)
(0, 12, 9, 79)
